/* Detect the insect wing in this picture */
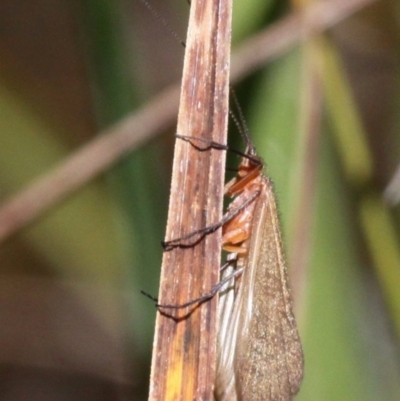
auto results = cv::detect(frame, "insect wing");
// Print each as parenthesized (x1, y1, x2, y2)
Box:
(234, 177, 304, 400)
(215, 261, 240, 401)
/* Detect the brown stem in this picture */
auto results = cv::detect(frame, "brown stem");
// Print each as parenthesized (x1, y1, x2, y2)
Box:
(148, 0, 232, 400)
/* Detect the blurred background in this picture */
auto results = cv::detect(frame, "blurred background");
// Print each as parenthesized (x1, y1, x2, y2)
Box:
(0, 0, 399, 400)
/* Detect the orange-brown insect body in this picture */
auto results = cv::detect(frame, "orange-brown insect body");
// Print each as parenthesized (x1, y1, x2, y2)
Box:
(222, 153, 263, 254)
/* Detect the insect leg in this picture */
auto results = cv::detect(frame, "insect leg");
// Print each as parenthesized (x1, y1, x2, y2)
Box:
(162, 190, 260, 250)
(153, 264, 244, 310)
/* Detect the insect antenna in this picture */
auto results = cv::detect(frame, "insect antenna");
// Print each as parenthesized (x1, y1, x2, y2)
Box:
(139, 0, 186, 47)
(229, 88, 257, 156)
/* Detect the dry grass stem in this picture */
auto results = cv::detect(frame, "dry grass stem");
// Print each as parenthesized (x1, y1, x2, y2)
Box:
(231, 0, 375, 81)
(0, 85, 180, 242)
(148, 0, 232, 400)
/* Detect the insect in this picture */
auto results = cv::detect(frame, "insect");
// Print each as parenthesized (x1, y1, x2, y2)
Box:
(214, 139, 304, 401)
(159, 124, 304, 400)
